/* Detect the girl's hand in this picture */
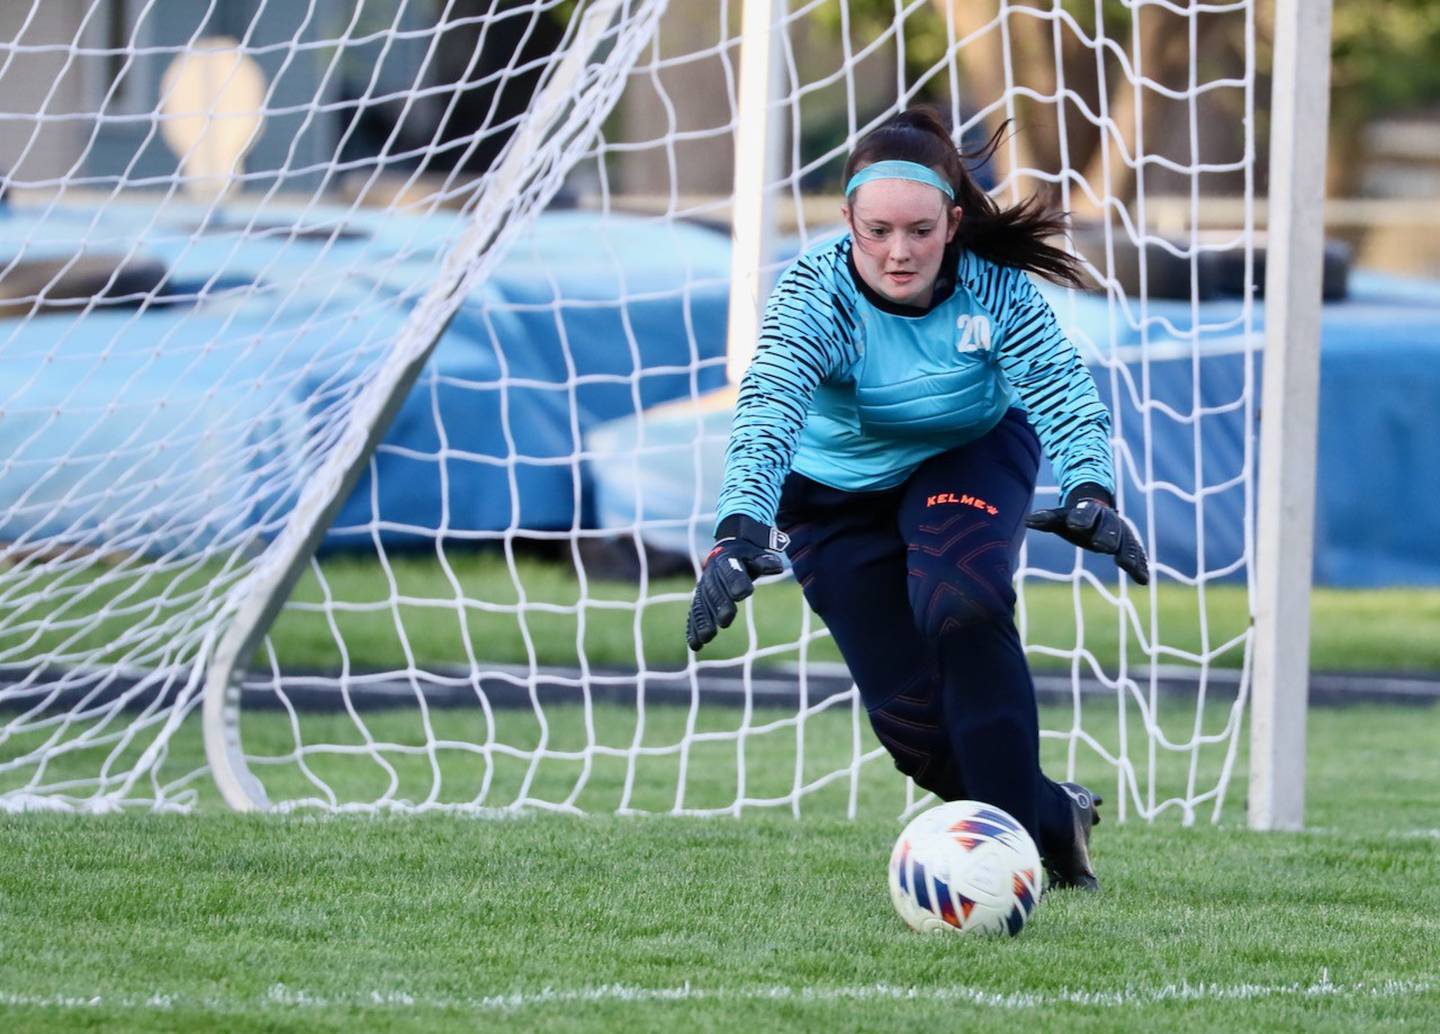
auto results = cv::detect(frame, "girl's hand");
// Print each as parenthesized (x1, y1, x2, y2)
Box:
(685, 519, 789, 651)
(1025, 498, 1150, 585)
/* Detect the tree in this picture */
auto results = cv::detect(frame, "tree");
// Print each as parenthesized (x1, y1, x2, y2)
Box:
(1321, 0, 1440, 195)
(815, 0, 1440, 204)
(813, 1, 1241, 213)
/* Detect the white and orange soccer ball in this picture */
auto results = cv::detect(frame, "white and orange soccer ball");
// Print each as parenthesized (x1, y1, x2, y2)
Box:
(888, 800, 1043, 937)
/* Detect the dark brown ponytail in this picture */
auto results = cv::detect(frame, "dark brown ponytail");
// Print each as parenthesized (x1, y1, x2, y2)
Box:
(842, 108, 1083, 289)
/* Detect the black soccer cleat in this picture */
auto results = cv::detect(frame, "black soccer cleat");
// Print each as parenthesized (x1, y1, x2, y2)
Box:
(1044, 781, 1103, 893)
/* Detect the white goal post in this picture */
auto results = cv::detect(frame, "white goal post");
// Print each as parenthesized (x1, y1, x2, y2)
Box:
(201, 0, 652, 811)
(0, 0, 1330, 825)
(1250, 0, 1334, 832)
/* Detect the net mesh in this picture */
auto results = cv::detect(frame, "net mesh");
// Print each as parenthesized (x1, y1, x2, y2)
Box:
(0, 0, 1256, 821)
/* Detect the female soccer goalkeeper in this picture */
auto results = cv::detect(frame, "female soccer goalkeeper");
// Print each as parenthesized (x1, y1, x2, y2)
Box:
(685, 108, 1149, 892)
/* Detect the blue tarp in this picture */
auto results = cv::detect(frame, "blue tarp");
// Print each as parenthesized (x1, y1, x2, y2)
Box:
(3, 202, 1438, 584)
(1, 202, 729, 554)
(587, 267, 1440, 588)
(323, 211, 732, 542)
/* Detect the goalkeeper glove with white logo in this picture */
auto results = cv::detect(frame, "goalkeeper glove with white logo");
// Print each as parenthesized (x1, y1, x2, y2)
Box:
(686, 515, 789, 652)
(1025, 485, 1151, 585)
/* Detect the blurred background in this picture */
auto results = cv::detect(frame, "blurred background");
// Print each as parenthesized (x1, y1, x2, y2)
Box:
(5, 1, 1439, 271)
(2, 0, 1440, 590)
(2, 0, 1438, 595)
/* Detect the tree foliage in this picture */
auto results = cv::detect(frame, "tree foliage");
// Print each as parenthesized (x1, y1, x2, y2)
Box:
(810, 0, 1440, 201)
(1327, 0, 1440, 130)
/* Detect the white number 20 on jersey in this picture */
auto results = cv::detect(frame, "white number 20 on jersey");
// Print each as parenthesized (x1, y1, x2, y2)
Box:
(955, 314, 992, 355)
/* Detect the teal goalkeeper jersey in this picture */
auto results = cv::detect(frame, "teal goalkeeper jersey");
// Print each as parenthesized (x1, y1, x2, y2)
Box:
(714, 237, 1115, 529)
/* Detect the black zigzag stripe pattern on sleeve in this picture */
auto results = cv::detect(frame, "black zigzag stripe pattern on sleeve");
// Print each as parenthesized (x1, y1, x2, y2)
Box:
(963, 256, 1116, 501)
(714, 241, 860, 530)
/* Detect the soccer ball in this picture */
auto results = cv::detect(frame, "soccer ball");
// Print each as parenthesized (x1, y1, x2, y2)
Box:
(888, 800, 1043, 937)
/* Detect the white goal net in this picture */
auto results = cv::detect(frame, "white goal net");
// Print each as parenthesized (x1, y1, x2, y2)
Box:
(1, 0, 1258, 820)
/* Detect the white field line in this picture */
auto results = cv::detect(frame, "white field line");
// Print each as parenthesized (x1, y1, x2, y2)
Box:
(0, 975, 1434, 1014)
(1306, 827, 1440, 841)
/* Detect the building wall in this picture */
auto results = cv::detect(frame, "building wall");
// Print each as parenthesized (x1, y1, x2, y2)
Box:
(81, 0, 347, 194)
(613, 1, 898, 200)
(614, 0, 737, 198)
(0, 0, 354, 196)
(0, 1, 92, 187)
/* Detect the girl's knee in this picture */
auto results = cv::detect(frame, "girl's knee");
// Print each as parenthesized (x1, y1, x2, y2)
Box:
(908, 567, 1016, 640)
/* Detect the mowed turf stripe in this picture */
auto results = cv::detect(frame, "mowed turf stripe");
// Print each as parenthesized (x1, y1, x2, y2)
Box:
(2, 975, 1435, 1014)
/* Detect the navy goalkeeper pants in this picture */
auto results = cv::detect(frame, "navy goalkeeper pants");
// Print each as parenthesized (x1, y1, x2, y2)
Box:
(776, 408, 1075, 857)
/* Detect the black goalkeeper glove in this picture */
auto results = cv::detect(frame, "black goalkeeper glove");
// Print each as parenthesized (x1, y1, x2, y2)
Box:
(1025, 485, 1151, 585)
(686, 515, 789, 652)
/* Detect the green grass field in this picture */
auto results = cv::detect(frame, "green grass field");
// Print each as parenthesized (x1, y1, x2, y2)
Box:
(5, 551, 1440, 1030)
(1, 700, 1437, 1032)
(274, 551, 1440, 672)
(14, 548, 1440, 673)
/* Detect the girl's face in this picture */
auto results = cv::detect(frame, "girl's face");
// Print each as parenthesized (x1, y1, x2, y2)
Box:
(843, 177, 962, 308)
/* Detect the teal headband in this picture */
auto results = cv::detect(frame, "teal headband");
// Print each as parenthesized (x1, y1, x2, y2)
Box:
(845, 160, 955, 201)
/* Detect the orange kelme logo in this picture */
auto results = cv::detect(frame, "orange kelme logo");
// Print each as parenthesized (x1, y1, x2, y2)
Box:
(926, 493, 999, 516)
